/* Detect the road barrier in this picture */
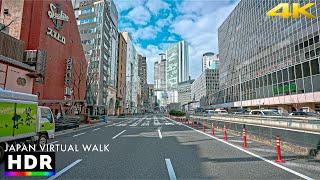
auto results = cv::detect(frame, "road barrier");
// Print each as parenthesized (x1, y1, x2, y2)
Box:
(224, 124, 228, 141)
(188, 115, 320, 156)
(243, 128, 247, 148)
(275, 136, 284, 163)
(211, 123, 215, 136)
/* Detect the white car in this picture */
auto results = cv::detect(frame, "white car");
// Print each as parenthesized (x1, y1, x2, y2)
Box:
(215, 109, 228, 115)
(249, 109, 281, 116)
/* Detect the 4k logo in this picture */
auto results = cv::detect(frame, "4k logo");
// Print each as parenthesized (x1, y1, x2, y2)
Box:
(267, 3, 315, 19)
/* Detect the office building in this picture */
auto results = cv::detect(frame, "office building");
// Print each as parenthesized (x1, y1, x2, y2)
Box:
(76, 0, 118, 115)
(121, 32, 138, 114)
(191, 69, 219, 104)
(217, 0, 320, 113)
(154, 53, 166, 90)
(116, 32, 127, 115)
(147, 84, 156, 112)
(166, 40, 189, 90)
(178, 79, 194, 107)
(202, 52, 219, 71)
(138, 54, 147, 112)
(154, 53, 167, 109)
(166, 40, 189, 104)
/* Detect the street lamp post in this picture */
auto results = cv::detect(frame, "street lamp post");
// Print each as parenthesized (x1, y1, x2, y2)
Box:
(239, 73, 243, 110)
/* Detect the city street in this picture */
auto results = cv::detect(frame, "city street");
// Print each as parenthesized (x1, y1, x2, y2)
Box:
(1, 115, 319, 179)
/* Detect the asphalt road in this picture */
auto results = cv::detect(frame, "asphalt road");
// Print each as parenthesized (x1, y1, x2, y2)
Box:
(0, 115, 319, 179)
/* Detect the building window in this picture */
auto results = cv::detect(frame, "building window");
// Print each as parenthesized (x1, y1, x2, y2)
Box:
(315, 35, 319, 44)
(289, 66, 295, 81)
(302, 61, 310, 77)
(80, 18, 96, 25)
(312, 75, 320, 91)
(304, 77, 312, 93)
(311, 59, 320, 75)
(277, 70, 282, 84)
(295, 64, 302, 79)
(81, 7, 93, 14)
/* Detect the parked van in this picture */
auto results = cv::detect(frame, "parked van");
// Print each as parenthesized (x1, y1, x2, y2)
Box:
(0, 89, 55, 161)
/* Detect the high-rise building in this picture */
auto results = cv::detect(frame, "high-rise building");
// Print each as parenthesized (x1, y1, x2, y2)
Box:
(147, 84, 156, 113)
(191, 69, 219, 105)
(76, 0, 118, 115)
(166, 40, 189, 90)
(154, 54, 167, 109)
(121, 32, 138, 114)
(138, 54, 147, 112)
(202, 52, 219, 71)
(154, 53, 166, 90)
(116, 32, 127, 115)
(217, 0, 320, 113)
(166, 40, 189, 104)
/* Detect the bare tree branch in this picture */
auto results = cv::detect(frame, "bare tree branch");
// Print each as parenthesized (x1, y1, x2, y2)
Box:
(0, 18, 16, 32)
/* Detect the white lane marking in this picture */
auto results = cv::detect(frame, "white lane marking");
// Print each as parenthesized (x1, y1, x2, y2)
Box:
(165, 117, 314, 180)
(47, 159, 82, 180)
(228, 139, 252, 143)
(50, 141, 59, 144)
(250, 148, 278, 153)
(72, 132, 86, 137)
(285, 162, 320, 171)
(92, 128, 101, 131)
(130, 118, 144, 126)
(158, 128, 163, 139)
(112, 130, 126, 139)
(141, 121, 150, 126)
(165, 158, 177, 180)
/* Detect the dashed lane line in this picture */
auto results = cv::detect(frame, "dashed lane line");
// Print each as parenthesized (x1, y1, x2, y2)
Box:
(158, 128, 163, 139)
(165, 158, 177, 180)
(72, 132, 86, 137)
(112, 130, 127, 139)
(47, 159, 82, 180)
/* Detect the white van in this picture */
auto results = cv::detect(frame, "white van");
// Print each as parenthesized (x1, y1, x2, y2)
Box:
(215, 109, 228, 115)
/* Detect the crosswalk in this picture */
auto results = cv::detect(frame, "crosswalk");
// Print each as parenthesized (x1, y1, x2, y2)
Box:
(112, 117, 176, 127)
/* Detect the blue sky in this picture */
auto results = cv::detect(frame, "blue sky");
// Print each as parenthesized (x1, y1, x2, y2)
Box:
(114, 0, 239, 84)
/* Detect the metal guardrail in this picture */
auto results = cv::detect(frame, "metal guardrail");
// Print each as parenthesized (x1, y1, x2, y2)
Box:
(171, 115, 320, 153)
(191, 114, 320, 132)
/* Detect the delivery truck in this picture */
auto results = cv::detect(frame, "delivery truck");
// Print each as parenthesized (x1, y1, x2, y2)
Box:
(0, 89, 55, 161)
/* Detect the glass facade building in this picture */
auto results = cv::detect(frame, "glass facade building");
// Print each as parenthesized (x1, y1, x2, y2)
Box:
(217, 0, 320, 113)
(166, 40, 189, 104)
(76, 0, 118, 115)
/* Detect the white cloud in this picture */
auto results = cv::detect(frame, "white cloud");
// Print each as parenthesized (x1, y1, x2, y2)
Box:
(146, 0, 169, 14)
(171, 2, 238, 79)
(155, 14, 173, 28)
(127, 6, 151, 25)
(131, 26, 160, 40)
(115, 0, 146, 12)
